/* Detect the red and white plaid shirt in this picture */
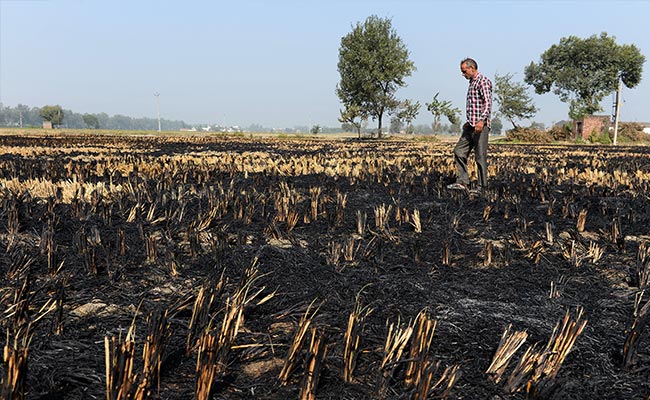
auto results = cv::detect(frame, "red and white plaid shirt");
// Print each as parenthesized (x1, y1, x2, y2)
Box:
(466, 72, 493, 127)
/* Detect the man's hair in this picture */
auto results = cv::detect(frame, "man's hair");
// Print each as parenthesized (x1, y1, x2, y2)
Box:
(461, 58, 478, 70)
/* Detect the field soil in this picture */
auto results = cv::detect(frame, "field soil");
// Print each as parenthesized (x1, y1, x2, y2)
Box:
(0, 133, 649, 399)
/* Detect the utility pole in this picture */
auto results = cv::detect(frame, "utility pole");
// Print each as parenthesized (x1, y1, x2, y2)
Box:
(612, 77, 622, 145)
(154, 93, 161, 132)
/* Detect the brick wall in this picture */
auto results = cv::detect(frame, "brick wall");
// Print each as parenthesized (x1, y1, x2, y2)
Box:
(574, 115, 610, 140)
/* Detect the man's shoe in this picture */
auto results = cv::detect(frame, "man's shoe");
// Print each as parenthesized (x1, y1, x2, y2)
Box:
(447, 183, 468, 191)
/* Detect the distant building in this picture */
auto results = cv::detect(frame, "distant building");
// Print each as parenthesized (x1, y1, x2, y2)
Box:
(42, 121, 53, 129)
(573, 115, 610, 140)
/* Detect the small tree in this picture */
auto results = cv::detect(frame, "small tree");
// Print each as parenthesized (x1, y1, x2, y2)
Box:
(337, 15, 416, 139)
(311, 124, 321, 135)
(395, 99, 420, 134)
(39, 105, 64, 127)
(339, 104, 367, 138)
(494, 72, 537, 129)
(82, 113, 100, 129)
(426, 93, 460, 135)
(389, 117, 403, 134)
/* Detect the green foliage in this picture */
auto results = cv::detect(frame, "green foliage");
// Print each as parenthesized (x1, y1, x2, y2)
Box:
(588, 129, 612, 144)
(82, 113, 100, 129)
(425, 93, 460, 135)
(339, 103, 367, 138)
(39, 105, 64, 126)
(524, 32, 646, 120)
(395, 99, 420, 134)
(311, 124, 321, 134)
(337, 15, 416, 139)
(494, 72, 537, 129)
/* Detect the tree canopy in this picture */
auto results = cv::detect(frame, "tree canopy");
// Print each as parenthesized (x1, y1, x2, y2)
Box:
(524, 32, 645, 120)
(83, 113, 100, 129)
(337, 15, 416, 138)
(39, 105, 64, 127)
(494, 73, 537, 129)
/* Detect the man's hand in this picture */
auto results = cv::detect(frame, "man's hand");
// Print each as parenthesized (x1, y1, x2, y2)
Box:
(475, 120, 484, 133)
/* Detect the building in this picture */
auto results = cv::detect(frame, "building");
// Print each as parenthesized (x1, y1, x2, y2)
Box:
(573, 115, 610, 140)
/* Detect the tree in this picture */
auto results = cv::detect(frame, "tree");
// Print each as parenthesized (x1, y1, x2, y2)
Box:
(83, 113, 100, 129)
(311, 124, 321, 135)
(425, 93, 460, 135)
(337, 15, 416, 139)
(39, 105, 64, 127)
(389, 117, 403, 134)
(525, 32, 645, 120)
(395, 99, 420, 134)
(339, 104, 367, 138)
(494, 72, 537, 129)
(491, 117, 503, 135)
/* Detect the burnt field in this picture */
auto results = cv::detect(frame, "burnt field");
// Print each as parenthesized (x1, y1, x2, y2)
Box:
(0, 133, 649, 399)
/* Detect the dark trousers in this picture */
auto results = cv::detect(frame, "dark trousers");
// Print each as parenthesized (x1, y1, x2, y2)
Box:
(453, 123, 489, 190)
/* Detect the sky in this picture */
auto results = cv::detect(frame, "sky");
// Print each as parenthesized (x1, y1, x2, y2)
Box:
(1, 0, 649, 129)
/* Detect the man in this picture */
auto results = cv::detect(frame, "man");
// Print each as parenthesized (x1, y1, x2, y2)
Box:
(447, 58, 493, 195)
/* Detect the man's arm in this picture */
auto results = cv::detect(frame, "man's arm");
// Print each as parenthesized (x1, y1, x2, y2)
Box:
(479, 78, 493, 123)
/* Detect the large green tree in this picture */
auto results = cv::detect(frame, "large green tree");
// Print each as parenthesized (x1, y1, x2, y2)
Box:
(337, 15, 416, 139)
(494, 72, 537, 129)
(524, 32, 645, 120)
(425, 93, 460, 135)
(39, 105, 64, 127)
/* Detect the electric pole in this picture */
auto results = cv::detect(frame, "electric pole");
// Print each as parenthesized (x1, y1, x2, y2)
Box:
(154, 93, 161, 132)
(612, 77, 622, 145)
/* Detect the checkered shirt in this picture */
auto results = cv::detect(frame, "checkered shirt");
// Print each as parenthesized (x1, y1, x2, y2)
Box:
(466, 72, 493, 127)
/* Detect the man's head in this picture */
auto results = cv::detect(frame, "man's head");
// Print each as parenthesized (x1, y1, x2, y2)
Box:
(460, 58, 479, 80)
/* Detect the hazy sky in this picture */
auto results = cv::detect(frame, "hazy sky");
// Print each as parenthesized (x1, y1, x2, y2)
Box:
(1, 0, 649, 129)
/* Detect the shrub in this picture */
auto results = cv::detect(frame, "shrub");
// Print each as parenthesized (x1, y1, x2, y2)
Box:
(588, 129, 611, 144)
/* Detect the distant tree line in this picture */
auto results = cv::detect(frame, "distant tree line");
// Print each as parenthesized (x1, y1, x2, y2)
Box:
(0, 103, 190, 131)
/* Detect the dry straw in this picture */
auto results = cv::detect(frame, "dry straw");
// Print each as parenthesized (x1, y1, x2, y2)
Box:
(279, 299, 320, 385)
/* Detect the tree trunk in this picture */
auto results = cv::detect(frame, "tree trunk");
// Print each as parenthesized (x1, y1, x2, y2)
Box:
(509, 117, 519, 130)
(377, 111, 383, 139)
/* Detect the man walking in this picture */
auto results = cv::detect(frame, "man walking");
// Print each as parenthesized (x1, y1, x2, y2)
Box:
(447, 58, 493, 195)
